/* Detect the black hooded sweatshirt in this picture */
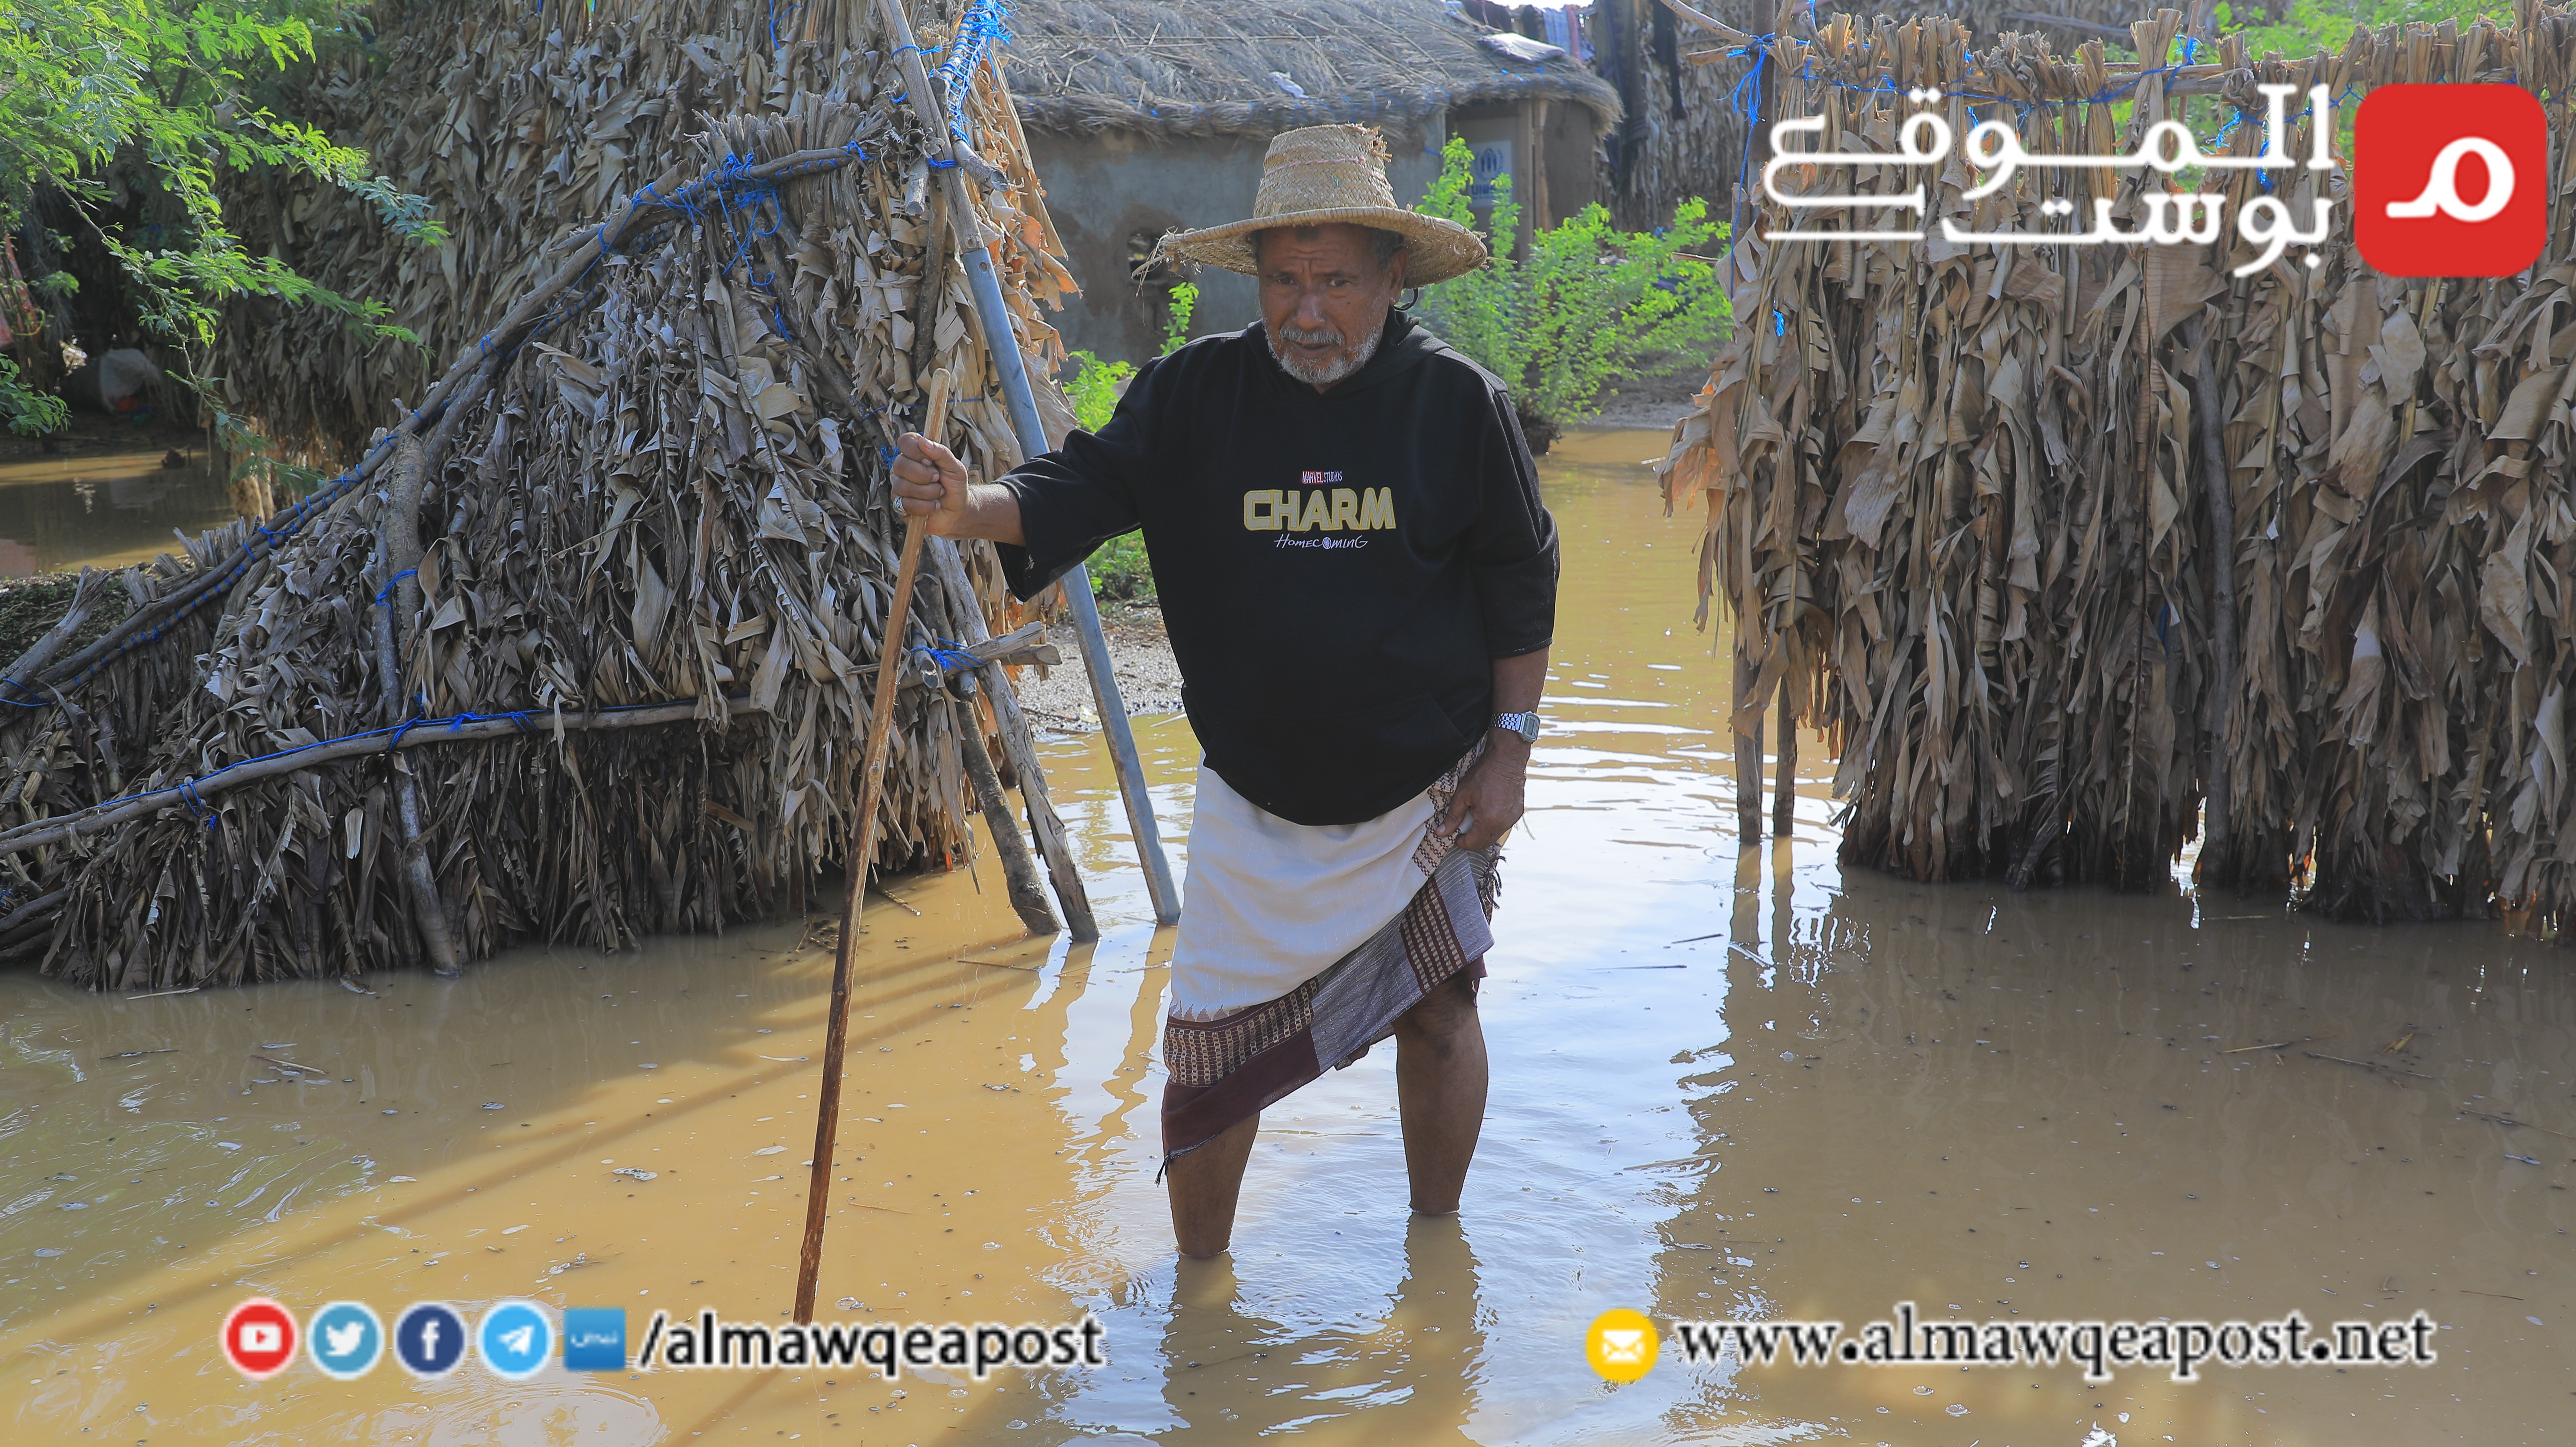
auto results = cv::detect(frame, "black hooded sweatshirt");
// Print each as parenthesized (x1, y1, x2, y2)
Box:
(994, 307, 1559, 826)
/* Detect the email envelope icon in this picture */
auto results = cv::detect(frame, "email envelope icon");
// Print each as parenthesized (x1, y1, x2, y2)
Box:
(1599, 1329, 1648, 1363)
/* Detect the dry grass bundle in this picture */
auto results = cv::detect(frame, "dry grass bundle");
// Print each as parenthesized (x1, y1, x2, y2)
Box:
(0, 3, 1102, 989)
(1001, 0, 1619, 139)
(217, 0, 1083, 464)
(1603, 0, 2157, 232)
(1664, 6, 2576, 927)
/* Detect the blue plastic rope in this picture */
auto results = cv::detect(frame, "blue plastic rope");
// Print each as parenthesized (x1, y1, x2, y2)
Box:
(932, 0, 1013, 146)
(374, 568, 417, 606)
(39, 694, 748, 843)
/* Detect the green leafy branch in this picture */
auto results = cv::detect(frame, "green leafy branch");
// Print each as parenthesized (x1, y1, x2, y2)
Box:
(1413, 136, 1733, 434)
(0, 0, 440, 431)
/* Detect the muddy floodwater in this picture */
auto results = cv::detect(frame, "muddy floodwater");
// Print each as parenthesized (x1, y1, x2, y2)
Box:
(0, 442, 235, 579)
(2, 430, 2569, 1444)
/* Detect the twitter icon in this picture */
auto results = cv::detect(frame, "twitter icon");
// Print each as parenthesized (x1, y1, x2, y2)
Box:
(306, 1301, 384, 1380)
(478, 1299, 552, 1380)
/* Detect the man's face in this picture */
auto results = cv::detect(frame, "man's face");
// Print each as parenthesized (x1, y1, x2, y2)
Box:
(1257, 223, 1406, 389)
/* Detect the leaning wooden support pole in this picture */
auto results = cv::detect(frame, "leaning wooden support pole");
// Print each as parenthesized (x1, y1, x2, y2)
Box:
(953, 689, 1059, 934)
(928, 536, 1098, 940)
(1734, 651, 1764, 847)
(877, 0, 1181, 925)
(795, 369, 950, 1326)
(371, 439, 461, 978)
(2182, 318, 2239, 880)
(926, 556, 1057, 935)
(1773, 686, 1796, 839)
(0, 699, 750, 863)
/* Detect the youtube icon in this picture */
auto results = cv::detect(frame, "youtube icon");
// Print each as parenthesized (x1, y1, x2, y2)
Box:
(221, 1298, 299, 1380)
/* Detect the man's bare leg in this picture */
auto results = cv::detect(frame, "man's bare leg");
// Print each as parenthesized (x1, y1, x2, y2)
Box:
(1165, 1112, 1260, 1258)
(1396, 973, 1487, 1214)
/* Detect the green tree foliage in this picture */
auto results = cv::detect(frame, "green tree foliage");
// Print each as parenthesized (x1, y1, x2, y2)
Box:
(1160, 281, 1198, 357)
(0, 0, 441, 433)
(1060, 349, 1151, 599)
(1063, 349, 1132, 433)
(1412, 136, 1732, 433)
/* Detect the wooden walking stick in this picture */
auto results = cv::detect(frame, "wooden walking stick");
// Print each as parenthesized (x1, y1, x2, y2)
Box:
(794, 367, 951, 1324)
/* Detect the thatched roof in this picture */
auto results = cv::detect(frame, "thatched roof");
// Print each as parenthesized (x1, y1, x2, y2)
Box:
(1002, 0, 1623, 139)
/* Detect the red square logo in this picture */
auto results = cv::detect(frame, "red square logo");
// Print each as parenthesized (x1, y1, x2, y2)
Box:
(2354, 84, 2546, 277)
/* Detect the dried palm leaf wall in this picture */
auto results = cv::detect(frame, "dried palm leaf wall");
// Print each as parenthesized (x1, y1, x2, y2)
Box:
(1599, 0, 2160, 232)
(1664, 7, 2576, 927)
(219, 0, 1080, 463)
(6, 2, 1092, 989)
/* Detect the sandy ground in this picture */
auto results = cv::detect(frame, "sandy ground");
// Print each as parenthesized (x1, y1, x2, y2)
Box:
(1579, 367, 1704, 435)
(1007, 599, 1185, 729)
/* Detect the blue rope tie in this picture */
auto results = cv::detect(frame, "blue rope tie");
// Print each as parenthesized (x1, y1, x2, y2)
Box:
(375, 568, 417, 606)
(933, 0, 1013, 145)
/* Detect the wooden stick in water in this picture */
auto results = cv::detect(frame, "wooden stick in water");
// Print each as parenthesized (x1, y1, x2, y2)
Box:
(794, 367, 951, 1325)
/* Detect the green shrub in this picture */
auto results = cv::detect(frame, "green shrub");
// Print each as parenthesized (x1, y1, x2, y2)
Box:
(1060, 350, 1152, 600)
(1088, 532, 1154, 602)
(1063, 349, 1133, 433)
(0, 0, 442, 435)
(1412, 137, 1733, 435)
(1161, 281, 1198, 356)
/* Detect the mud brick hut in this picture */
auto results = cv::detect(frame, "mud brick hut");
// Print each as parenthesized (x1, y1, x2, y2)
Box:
(1663, 6, 2576, 933)
(998, 0, 1622, 362)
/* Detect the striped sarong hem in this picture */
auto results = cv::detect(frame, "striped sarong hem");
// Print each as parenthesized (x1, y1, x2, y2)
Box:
(1159, 845, 1495, 1171)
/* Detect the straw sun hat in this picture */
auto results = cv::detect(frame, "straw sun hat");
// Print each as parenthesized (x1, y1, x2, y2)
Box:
(1153, 125, 1488, 285)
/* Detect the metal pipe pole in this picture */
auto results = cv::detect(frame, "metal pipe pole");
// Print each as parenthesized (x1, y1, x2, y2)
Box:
(877, 0, 1181, 924)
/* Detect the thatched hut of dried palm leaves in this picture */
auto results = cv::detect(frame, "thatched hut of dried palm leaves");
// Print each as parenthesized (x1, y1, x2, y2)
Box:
(1664, 5, 2576, 931)
(1, 1, 1104, 990)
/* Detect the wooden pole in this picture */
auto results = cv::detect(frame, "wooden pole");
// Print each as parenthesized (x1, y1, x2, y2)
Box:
(1773, 685, 1796, 838)
(927, 536, 1099, 940)
(929, 570, 1060, 935)
(794, 368, 950, 1326)
(1748, 0, 1777, 177)
(953, 688, 1059, 933)
(1735, 651, 1764, 848)
(873, 0, 1181, 925)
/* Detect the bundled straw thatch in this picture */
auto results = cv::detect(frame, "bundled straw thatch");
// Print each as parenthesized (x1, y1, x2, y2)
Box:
(0, 0, 1099, 989)
(1666, 6, 2576, 928)
(1595, 0, 2161, 232)
(999, 0, 1620, 139)
(216, 0, 1083, 464)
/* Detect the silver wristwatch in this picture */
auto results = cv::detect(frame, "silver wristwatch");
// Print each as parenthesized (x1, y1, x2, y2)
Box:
(1492, 711, 1541, 744)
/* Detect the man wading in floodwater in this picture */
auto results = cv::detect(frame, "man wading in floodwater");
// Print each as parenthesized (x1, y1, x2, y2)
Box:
(892, 124, 1557, 1257)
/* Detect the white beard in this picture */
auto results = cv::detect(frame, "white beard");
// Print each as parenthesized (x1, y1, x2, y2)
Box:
(1270, 322, 1381, 387)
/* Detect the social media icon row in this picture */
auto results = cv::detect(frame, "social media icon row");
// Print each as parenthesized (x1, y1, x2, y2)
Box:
(222, 1298, 624, 1380)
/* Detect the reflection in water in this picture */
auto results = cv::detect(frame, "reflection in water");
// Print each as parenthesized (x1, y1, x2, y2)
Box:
(0, 443, 237, 577)
(1153, 1216, 1484, 1441)
(0, 431, 2566, 1445)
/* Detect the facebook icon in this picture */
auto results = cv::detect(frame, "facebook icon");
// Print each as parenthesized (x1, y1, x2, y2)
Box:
(562, 1308, 627, 1372)
(393, 1301, 468, 1379)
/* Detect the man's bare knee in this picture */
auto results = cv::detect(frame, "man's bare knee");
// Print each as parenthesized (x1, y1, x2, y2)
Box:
(1396, 975, 1480, 1048)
